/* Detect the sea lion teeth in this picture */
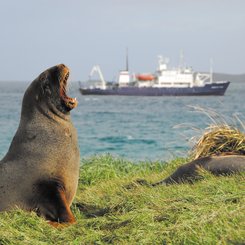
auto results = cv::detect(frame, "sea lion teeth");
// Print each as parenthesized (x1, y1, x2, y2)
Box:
(58, 69, 78, 110)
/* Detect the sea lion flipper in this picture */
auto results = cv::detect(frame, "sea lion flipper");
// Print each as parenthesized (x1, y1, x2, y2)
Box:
(35, 179, 76, 224)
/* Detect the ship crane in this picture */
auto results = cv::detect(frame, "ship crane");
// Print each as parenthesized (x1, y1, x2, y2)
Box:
(89, 65, 106, 90)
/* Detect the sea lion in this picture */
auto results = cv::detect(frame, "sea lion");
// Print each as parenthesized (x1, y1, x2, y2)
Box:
(0, 64, 80, 225)
(152, 155, 245, 186)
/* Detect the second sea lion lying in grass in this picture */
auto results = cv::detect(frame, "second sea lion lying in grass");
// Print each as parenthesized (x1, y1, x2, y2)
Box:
(152, 155, 245, 185)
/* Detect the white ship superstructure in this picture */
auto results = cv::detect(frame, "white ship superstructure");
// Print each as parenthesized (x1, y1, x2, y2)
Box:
(118, 70, 130, 87)
(152, 56, 212, 88)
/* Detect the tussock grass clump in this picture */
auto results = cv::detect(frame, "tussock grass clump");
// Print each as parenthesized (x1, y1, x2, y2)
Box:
(190, 124, 245, 159)
(187, 106, 245, 159)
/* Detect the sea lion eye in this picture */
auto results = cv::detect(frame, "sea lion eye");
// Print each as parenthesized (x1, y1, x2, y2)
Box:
(40, 73, 48, 83)
(41, 79, 51, 95)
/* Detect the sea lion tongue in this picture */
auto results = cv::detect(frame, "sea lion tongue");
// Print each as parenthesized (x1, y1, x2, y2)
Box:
(58, 64, 78, 111)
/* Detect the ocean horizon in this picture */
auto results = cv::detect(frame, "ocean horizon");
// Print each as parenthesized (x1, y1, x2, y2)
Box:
(0, 80, 244, 162)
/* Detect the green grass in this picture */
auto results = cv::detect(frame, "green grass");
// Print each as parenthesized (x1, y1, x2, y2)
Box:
(0, 154, 244, 244)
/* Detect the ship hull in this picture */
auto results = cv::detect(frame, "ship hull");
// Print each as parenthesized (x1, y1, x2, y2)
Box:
(79, 82, 230, 96)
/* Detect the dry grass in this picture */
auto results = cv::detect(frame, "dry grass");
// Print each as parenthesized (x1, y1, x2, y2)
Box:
(190, 124, 245, 159)
(187, 106, 245, 159)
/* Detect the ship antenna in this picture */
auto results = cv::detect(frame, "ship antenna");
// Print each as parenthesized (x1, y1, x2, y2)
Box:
(126, 47, 129, 71)
(210, 58, 213, 83)
(179, 49, 184, 70)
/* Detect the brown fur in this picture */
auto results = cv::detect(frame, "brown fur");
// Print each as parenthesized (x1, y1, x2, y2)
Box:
(0, 64, 80, 226)
(153, 155, 245, 186)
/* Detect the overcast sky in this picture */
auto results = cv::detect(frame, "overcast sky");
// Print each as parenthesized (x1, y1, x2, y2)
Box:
(0, 0, 244, 81)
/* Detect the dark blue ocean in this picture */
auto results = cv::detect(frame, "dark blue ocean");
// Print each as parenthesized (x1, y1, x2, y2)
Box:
(0, 81, 244, 162)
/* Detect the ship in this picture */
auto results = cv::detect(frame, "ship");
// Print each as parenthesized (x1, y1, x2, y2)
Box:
(79, 55, 230, 96)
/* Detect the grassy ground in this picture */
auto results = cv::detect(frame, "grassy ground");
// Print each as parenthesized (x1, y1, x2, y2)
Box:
(0, 154, 244, 244)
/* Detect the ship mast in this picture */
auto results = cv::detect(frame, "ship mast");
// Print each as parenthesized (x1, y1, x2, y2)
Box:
(210, 58, 213, 83)
(118, 48, 130, 87)
(126, 47, 129, 71)
(179, 50, 184, 71)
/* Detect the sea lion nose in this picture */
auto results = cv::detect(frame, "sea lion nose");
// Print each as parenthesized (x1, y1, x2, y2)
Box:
(58, 64, 66, 69)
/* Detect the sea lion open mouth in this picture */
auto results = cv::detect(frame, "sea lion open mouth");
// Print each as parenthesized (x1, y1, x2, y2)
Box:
(58, 65, 78, 110)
